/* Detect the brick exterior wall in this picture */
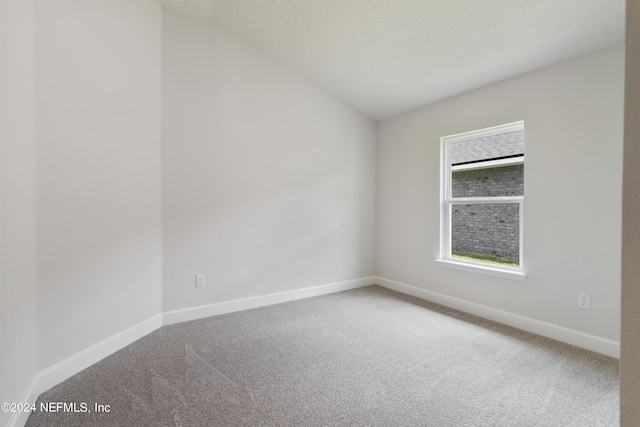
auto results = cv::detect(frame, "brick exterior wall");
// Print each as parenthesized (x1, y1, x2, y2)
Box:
(451, 164, 523, 262)
(452, 164, 523, 197)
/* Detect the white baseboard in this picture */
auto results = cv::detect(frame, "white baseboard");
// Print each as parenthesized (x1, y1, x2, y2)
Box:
(376, 276, 620, 359)
(163, 276, 377, 325)
(10, 276, 375, 427)
(9, 314, 162, 427)
(8, 314, 163, 427)
(35, 314, 164, 394)
(14, 274, 615, 427)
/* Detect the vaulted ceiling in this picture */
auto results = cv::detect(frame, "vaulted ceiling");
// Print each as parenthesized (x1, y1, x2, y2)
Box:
(159, 0, 625, 120)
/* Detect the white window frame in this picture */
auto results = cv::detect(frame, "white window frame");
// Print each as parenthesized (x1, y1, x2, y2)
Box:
(435, 121, 526, 281)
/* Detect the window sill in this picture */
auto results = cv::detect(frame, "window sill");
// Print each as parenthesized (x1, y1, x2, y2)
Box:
(435, 259, 526, 281)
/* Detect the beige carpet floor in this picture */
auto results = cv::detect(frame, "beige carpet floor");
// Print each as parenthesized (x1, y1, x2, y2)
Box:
(26, 285, 619, 426)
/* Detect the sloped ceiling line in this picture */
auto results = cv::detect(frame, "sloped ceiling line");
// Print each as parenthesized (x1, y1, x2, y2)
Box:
(159, 0, 624, 120)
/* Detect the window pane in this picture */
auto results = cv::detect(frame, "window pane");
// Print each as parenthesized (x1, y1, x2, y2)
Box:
(451, 203, 519, 266)
(451, 130, 524, 166)
(452, 164, 524, 197)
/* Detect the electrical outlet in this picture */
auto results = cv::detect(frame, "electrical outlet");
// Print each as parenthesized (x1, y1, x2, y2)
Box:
(351, 256, 357, 266)
(578, 293, 590, 310)
(196, 274, 205, 287)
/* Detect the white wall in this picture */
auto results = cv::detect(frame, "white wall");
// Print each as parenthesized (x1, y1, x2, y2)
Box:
(161, 11, 376, 312)
(35, 0, 162, 369)
(377, 45, 624, 344)
(0, 1, 38, 425)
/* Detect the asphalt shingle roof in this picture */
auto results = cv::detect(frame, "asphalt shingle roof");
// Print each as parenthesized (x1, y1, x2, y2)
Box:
(451, 130, 524, 165)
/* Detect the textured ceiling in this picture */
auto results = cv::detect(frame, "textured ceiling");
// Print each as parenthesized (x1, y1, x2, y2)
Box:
(159, 0, 625, 120)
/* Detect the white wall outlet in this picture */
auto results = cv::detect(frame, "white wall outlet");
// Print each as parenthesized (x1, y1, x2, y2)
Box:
(578, 293, 590, 310)
(196, 274, 205, 287)
(351, 256, 357, 266)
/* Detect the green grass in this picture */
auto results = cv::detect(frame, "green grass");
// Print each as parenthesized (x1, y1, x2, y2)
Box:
(451, 251, 519, 268)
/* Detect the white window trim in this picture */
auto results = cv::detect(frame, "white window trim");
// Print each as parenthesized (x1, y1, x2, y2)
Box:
(435, 259, 526, 281)
(437, 121, 526, 281)
(451, 156, 524, 172)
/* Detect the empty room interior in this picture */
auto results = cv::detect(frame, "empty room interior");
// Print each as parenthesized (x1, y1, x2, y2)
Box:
(2, 0, 640, 426)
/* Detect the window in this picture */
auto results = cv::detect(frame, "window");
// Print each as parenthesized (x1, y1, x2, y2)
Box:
(436, 121, 526, 281)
